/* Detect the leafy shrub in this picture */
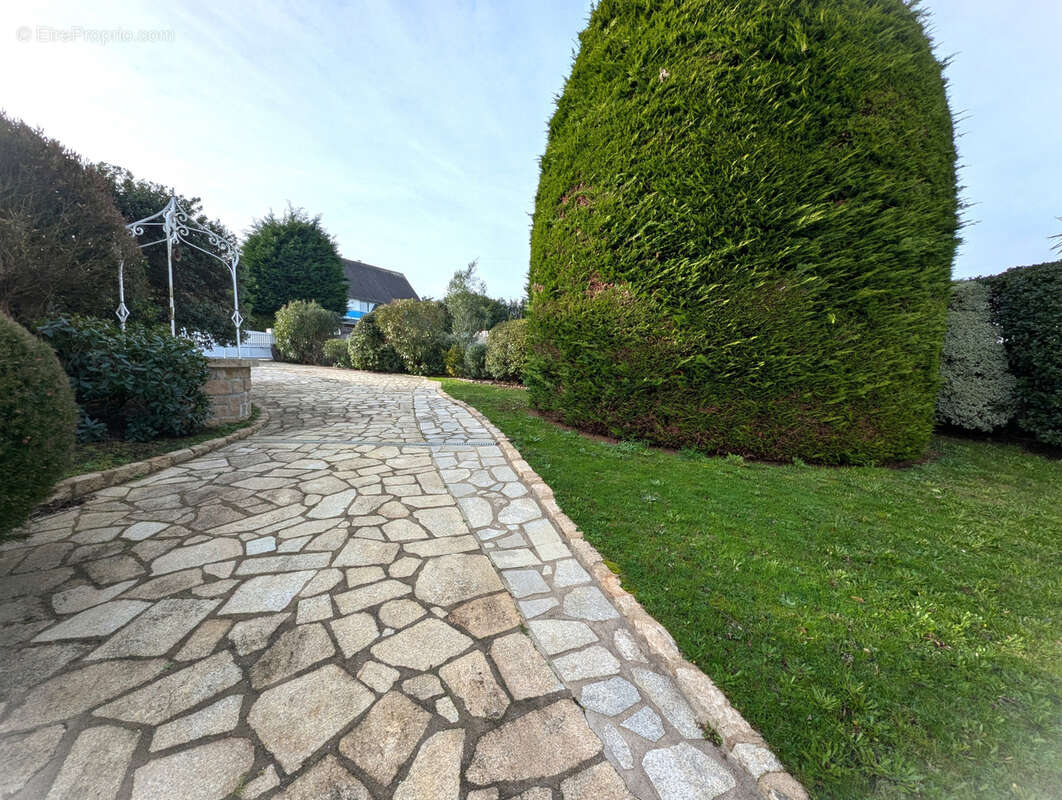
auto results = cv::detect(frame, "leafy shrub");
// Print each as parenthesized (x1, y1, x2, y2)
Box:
(527, 0, 959, 464)
(0, 313, 77, 535)
(445, 342, 465, 377)
(0, 112, 144, 326)
(322, 337, 350, 368)
(273, 300, 338, 365)
(486, 319, 528, 382)
(987, 261, 1062, 446)
(347, 312, 405, 373)
(936, 281, 1017, 432)
(37, 316, 208, 443)
(375, 299, 449, 376)
(463, 342, 488, 379)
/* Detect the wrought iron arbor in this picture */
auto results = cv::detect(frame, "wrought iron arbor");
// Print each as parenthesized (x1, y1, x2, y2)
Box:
(117, 193, 243, 356)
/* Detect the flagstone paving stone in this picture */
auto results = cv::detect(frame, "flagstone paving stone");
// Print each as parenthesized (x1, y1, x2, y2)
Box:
(0, 363, 756, 799)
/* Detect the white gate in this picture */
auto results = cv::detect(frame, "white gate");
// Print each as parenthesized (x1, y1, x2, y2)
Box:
(201, 330, 273, 359)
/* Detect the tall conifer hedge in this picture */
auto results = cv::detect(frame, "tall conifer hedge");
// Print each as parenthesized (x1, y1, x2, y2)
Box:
(527, 0, 959, 464)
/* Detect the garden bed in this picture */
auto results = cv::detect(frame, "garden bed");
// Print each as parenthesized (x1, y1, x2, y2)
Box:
(440, 379, 1062, 800)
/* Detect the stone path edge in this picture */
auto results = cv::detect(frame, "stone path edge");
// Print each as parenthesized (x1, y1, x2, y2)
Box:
(44, 405, 271, 507)
(436, 383, 810, 800)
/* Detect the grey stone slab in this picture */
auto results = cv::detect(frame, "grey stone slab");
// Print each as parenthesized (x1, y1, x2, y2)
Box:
(330, 612, 380, 657)
(0, 643, 89, 702)
(94, 651, 242, 725)
(334, 578, 411, 613)
(371, 618, 472, 670)
(402, 673, 444, 700)
(403, 534, 480, 557)
(0, 659, 167, 733)
(528, 619, 598, 655)
(246, 535, 277, 554)
(150, 538, 243, 575)
(490, 548, 541, 569)
(466, 700, 601, 784)
(150, 694, 243, 751)
(621, 706, 666, 741)
(552, 559, 591, 588)
(131, 737, 254, 800)
(579, 676, 641, 716)
(356, 660, 400, 693)
(87, 598, 219, 659)
(228, 612, 289, 655)
(632, 667, 702, 738)
(248, 664, 373, 773)
(339, 690, 431, 785)
(51, 580, 137, 614)
(123, 568, 205, 600)
(490, 632, 563, 700)
(381, 518, 429, 541)
(586, 712, 635, 770)
(123, 521, 169, 541)
(177, 618, 233, 660)
(561, 761, 637, 800)
(518, 597, 559, 618)
(46, 724, 140, 800)
(613, 629, 647, 663)
(234, 552, 331, 575)
(497, 498, 541, 525)
(296, 594, 333, 623)
(414, 554, 504, 606)
(447, 591, 521, 639)
(642, 742, 737, 800)
(0, 725, 64, 796)
(32, 599, 150, 642)
(501, 568, 549, 598)
(440, 650, 510, 719)
(219, 570, 316, 614)
(333, 538, 400, 566)
(273, 754, 371, 800)
(457, 496, 494, 527)
(251, 622, 336, 688)
(83, 555, 143, 584)
(241, 765, 280, 799)
(393, 728, 464, 800)
(412, 506, 468, 537)
(306, 488, 357, 519)
(553, 645, 622, 681)
(563, 585, 620, 621)
(378, 598, 426, 628)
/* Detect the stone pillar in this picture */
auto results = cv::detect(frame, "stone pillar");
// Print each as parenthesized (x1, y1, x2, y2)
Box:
(203, 358, 253, 425)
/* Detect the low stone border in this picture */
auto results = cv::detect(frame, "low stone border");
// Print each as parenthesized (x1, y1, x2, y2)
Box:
(441, 390, 810, 800)
(44, 406, 271, 506)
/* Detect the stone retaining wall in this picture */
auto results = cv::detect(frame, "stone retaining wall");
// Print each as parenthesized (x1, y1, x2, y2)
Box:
(205, 358, 254, 425)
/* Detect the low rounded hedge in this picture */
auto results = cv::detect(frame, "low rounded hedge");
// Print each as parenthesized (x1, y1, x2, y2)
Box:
(322, 337, 350, 368)
(486, 319, 528, 382)
(936, 281, 1017, 432)
(273, 300, 338, 365)
(987, 260, 1062, 446)
(463, 342, 488, 379)
(527, 0, 959, 464)
(374, 299, 449, 376)
(348, 311, 404, 373)
(1, 312, 77, 535)
(38, 316, 209, 442)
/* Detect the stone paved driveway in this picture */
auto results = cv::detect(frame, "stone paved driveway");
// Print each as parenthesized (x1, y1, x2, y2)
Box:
(0, 364, 758, 800)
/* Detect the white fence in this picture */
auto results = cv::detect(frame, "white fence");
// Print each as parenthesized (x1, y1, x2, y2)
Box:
(201, 330, 274, 359)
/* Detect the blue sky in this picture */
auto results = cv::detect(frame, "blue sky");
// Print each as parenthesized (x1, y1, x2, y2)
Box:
(2, 0, 1059, 300)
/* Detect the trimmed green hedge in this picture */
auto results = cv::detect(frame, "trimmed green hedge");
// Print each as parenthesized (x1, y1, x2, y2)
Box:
(486, 319, 528, 382)
(0, 313, 77, 535)
(527, 0, 959, 464)
(322, 337, 350, 368)
(273, 300, 338, 365)
(987, 261, 1062, 446)
(936, 281, 1017, 432)
(38, 317, 209, 442)
(347, 311, 405, 373)
(375, 299, 449, 376)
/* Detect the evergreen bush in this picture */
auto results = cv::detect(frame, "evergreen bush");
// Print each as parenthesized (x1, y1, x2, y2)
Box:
(463, 342, 488, 379)
(987, 261, 1062, 446)
(486, 319, 529, 382)
(37, 316, 208, 442)
(445, 342, 465, 377)
(273, 300, 338, 365)
(322, 337, 350, 368)
(527, 0, 959, 464)
(374, 299, 449, 376)
(347, 312, 405, 373)
(0, 313, 77, 535)
(935, 281, 1017, 431)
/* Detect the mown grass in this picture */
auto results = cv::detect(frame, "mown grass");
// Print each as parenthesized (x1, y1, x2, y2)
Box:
(64, 406, 260, 478)
(440, 379, 1062, 800)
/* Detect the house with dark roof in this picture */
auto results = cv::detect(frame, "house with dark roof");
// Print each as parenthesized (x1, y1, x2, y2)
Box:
(340, 258, 418, 327)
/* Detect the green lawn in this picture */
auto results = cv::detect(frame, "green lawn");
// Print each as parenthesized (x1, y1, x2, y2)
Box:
(64, 406, 260, 478)
(440, 379, 1062, 800)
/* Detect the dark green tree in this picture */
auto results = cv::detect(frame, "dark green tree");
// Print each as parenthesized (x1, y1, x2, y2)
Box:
(242, 207, 347, 323)
(0, 113, 144, 325)
(527, 0, 960, 464)
(99, 164, 242, 344)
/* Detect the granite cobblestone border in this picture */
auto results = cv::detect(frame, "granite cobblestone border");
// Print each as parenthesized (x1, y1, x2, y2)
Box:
(44, 406, 271, 507)
(439, 388, 810, 800)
